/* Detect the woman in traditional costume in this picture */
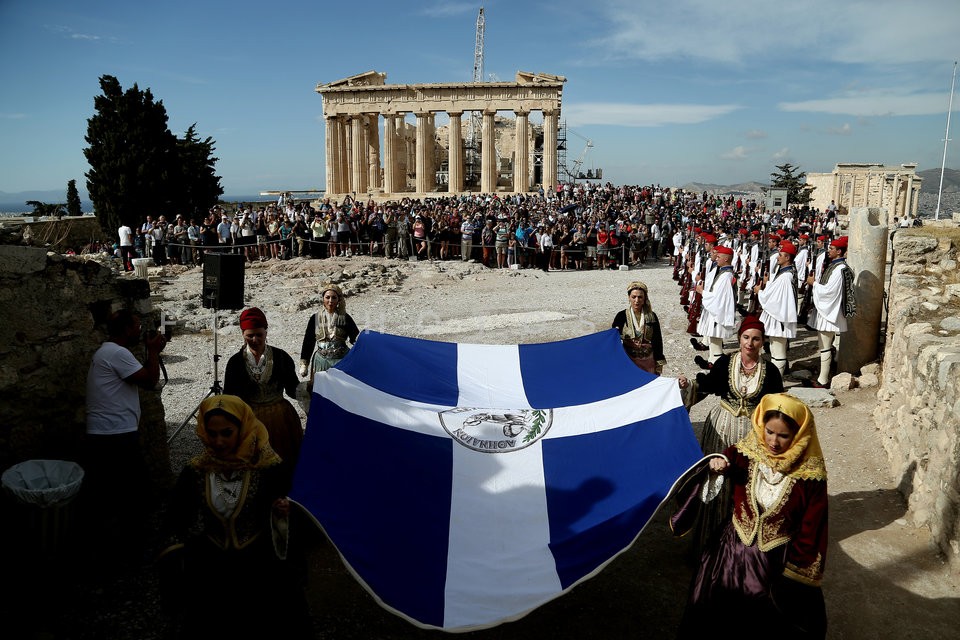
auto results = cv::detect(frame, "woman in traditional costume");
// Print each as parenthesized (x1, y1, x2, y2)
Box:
(678, 315, 784, 550)
(158, 395, 310, 639)
(298, 283, 360, 381)
(672, 393, 828, 639)
(611, 281, 665, 375)
(223, 307, 302, 470)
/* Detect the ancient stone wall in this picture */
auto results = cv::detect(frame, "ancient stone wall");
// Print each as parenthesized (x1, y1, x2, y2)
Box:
(0, 246, 170, 492)
(874, 226, 960, 570)
(19, 216, 106, 253)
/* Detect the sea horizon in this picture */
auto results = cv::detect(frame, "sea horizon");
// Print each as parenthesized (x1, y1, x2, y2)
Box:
(0, 193, 321, 216)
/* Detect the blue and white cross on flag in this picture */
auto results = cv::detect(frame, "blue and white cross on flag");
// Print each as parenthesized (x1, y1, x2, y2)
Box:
(290, 329, 702, 631)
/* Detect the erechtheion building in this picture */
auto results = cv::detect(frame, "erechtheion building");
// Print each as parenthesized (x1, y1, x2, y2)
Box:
(806, 163, 922, 219)
(317, 70, 565, 197)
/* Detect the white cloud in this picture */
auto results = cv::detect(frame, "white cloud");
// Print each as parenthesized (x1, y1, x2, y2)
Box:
(746, 129, 767, 139)
(71, 33, 101, 41)
(420, 3, 477, 18)
(773, 148, 790, 160)
(722, 146, 749, 160)
(826, 123, 853, 136)
(0, 113, 27, 119)
(779, 91, 952, 117)
(563, 102, 741, 127)
(589, 0, 958, 66)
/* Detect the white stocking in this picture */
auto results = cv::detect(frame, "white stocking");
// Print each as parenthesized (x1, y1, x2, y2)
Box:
(818, 331, 837, 385)
(708, 337, 724, 364)
(769, 336, 788, 375)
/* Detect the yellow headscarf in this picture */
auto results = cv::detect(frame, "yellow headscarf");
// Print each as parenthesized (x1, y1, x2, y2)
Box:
(191, 394, 281, 471)
(736, 393, 826, 481)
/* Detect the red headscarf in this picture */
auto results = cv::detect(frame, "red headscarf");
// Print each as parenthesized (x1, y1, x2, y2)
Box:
(738, 315, 765, 336)
(239, 307, 268, 331)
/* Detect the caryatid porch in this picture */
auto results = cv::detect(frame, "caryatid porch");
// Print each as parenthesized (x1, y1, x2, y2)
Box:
(317, 71, 565, 197)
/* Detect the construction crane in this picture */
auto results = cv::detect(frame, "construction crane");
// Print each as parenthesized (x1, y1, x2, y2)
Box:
(466, 7, 485, 185)
(562, 126, 594, 181)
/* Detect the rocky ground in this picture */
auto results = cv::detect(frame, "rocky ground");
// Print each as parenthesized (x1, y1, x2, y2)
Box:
(10, 253, 958, 639)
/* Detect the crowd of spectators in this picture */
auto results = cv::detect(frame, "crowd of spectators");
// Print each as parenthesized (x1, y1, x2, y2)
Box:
(113, 182, 844, 270)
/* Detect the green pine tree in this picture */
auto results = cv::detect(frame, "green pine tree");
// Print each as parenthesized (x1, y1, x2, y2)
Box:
(66, 179, 83, 216)
(84, 75, 222, 233)
(768, 163, 814, 206)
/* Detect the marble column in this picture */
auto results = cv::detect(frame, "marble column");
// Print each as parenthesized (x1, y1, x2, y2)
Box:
(399, 119, 411, 189)
(335, 116, 348, 195)
(383, 115, 396, 194)
(513, 110, 529, 193)
(838, 207, 888, 374)
(325, 116, 337, 196)
(351, 115, 365, 194)
(481, 110, 497, 193)
(415, 112, 434, 194)
(396, 115, 408, 192)
(448, 111, 464, 193)
(368, 114, 381, 191)
(345, 117, 355, 194)
(906, 174, 915, 217)
(893, 174, 902, 218)
(543, 110, 559, 193)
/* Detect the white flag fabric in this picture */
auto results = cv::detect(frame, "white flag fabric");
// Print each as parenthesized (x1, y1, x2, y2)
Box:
(290, 329, 702, 631)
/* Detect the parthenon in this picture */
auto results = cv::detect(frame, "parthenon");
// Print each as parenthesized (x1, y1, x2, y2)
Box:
(316, 70, 566, 197)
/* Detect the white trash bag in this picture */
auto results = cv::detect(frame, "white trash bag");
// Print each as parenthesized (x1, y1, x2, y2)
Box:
(2, 460, 84, 508)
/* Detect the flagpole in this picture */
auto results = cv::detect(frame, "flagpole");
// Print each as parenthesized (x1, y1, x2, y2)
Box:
(935, 61, 957, 221)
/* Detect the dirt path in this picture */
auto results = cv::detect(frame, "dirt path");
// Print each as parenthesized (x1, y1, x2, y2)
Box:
(14, 254, 954, 639)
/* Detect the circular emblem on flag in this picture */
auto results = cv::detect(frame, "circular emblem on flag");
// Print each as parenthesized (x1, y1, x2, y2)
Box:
(439, 408, 553, 453)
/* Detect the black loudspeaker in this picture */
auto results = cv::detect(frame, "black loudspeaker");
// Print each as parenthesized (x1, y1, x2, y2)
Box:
(202, 253, 245, 309)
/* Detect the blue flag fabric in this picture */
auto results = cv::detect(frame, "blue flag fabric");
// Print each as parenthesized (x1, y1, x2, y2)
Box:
(290, 328, 703, 631)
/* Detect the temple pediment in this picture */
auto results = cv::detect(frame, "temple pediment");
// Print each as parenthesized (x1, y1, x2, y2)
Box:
(321, 70, 387, 89)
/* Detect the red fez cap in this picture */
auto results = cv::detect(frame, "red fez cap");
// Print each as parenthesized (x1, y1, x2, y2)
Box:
(738, 315, 765, 336)
(750, 230, 761, 236)
(694, 227, 702, 233)
(817, 235, 829, 241)
(831, 236, 849, 249)
(767, 233, 779, 241)
(776, 229, 788, 237)
(701, 233, 717, 244)
(799, 233, 809, 239)
(779, 240, 797, 256)
(239, 307, 268, 331)
(738, 228, 748, 235)
(715, 245, 734, 255)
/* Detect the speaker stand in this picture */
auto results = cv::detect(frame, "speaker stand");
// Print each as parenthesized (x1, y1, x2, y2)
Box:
(167, 302, 225, 444)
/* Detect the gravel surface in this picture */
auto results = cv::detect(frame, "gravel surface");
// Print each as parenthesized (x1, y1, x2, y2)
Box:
(13, 253, 957, 639)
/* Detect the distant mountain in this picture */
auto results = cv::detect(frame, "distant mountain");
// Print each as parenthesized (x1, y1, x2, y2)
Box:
(0, 188, 81, 204)
(681, 181, 767, 195)
(917, 168, 960, 193)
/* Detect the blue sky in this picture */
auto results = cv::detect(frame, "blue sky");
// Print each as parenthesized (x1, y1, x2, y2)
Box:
(1, 0, 958, 196)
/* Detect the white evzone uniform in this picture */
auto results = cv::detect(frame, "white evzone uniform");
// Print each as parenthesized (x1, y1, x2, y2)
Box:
(805, 249, 828, 329)
(811, 258, 851, 385)
(694, 259, 719, 335)
(757, 265, 798, 375)
(698, 265, 738, 362)
(742, 242, 759, 304)
(794, 245, 810, 306)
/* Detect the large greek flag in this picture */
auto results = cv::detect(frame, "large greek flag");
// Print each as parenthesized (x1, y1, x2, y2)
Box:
(291, 329, 702, 632)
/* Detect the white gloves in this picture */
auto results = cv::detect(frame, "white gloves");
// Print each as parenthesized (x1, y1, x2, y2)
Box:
(298, 360, 308, 378)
